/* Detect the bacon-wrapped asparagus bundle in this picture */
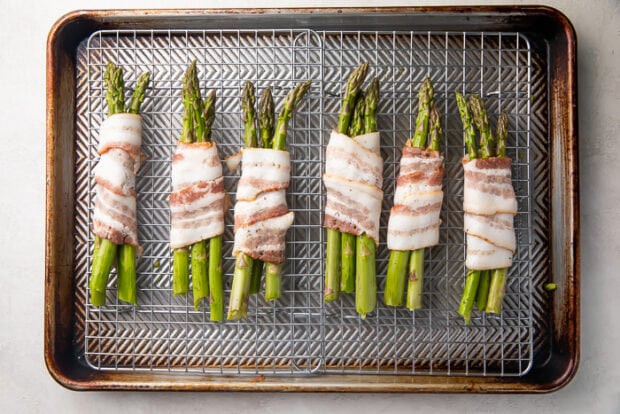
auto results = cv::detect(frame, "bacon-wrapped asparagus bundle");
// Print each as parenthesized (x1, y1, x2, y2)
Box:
(90, 63, 150, 306)
(384, 78, 444, 310)
(170, 61, 224, 320)
(456, 92, 516, 324)
(227, 80, 311, 320)
(324, 62, 383, 319)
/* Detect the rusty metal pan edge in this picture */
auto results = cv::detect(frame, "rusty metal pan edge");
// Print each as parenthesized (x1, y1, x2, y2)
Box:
(45, 6, 579, 393)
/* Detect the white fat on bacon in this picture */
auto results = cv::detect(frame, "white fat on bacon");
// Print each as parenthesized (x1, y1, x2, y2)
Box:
(232, 148, 293, 264)
(387, 146, 444, 251)
(463, 157, 517, 270)
(93, 113, 142, 249)
(323, 130, 383, 244)
(169, 141, 225, 249)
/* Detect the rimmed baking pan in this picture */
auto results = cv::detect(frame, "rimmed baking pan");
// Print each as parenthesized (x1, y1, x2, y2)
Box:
(46, 7, 578, 392)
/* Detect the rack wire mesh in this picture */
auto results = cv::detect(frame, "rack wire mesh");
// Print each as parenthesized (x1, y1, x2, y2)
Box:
(72, 28, 549, 377)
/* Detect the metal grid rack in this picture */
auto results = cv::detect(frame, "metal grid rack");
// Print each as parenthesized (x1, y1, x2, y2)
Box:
(72, 28, 548, 377)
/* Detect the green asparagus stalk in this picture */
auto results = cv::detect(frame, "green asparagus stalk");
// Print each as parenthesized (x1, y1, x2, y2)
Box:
(249, 87, 275, 295)
(364, 78, 380, 134)
(90, 236, 107, 306)
(486, 110, 510, 314)
(117, 71, 151, 305)
(384, 250, 410, 306)
(496, 110, 508, 158)
(486, 268, 508, 314)
(203, 89, 217, 141)
(249, 259, 263, 295)
(190, 71, 214, 310)
(406, 80, 435, 311)
(191, 240, 209, 310)
(428, 103, 442, 152)
(228, 252, 253, 320)
(265, 80, 312, 301)
(202, 88, 223, 321)
(339, 95, 365, 293)
(384, 78, 433, 309)
(172, 248, 190, 296)
(90, 238, 117, 305)
(340, 233, 357, 293)
(228, 81, 258, 318)
(325, 62, 369, 303)
(455, 91, 480, 324)
(406, 249, 425, 310)
(208, 236, 224, 321)
(356, 77, 380, 318)
(475, 270, 491, 310)
(173, 63, 197, 296)
(469, 94, 494, 159)
(104, 62, 125, 116)
(91, 63, 150, 306)
(337, 63, 369, 134)
(258, 87, 275, 148)
(117, 244, 137, 305)
(356, 234, 376, 319)
(347, 93, 366, 137)
(128, 71, 151, 115)
(272, 80, 312, 152)
(264, 262, 282, 302)
(458, 269, 481, 325)
(455, 91, 478, 160)
(410, 78, 434, 148)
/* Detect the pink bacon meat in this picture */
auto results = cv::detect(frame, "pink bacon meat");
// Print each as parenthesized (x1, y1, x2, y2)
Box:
(387, 146, 444, 251)
(93, 113, 142, 248)
(233, 148, 294, 264)
(463, 156, 517, 270)
(323, 130, 383, 243)
(169, 141, 226, 249)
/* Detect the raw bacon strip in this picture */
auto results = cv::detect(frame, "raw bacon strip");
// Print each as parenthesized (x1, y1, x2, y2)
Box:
(233, 148, 293, 264)
(463, 156, 517, 215)
(463, 156, 517, 270)
(233, 212, 295, 264)
(323, 130, 383, 244)
(92, 113, 142, 249)
(236, 148, 290, 201)
(169, 141, 225, 249)
(387, 147, 444, 251)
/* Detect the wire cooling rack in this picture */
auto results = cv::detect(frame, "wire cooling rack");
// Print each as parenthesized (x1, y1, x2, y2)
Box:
(72, 28, 549, 377)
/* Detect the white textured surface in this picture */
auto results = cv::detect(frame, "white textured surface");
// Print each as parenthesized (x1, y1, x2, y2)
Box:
(3, 0, 619, 412)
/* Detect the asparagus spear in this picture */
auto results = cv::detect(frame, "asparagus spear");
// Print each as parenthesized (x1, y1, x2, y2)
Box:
(265, 80, 312, 301)
(455, 91, 480, 324)
(190, 66, 214, 310)
(228, 81, 258, 319)
(258, 87, 275, 148)
(249, 87, 275, 295)
(458, 93, 496, 323)
(340, 95, 366, 293)
(384, 78, 433, 309)
(325, 62, 369, 303)
(90, 63, 150, 306)
(118, 71, 151, 305)
(486, 110, 510, 314)
(455, 91, 478, 160)
(128, 72, 151, 115)
(356, 77, 380, 319)
(272, 80, 312, 151)
(475, 270, 491, 311)
(469, 94, 495, 159)
(173, 62, 198, 297)
(208, 235, 224, 321)
(406, 102, 443, 311)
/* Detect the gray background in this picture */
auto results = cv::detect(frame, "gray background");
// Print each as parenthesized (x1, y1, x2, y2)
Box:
(3, 0, 618, 412)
